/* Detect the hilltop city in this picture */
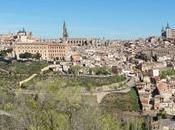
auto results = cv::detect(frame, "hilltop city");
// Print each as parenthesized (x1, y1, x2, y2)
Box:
(1, 22, 175, 130)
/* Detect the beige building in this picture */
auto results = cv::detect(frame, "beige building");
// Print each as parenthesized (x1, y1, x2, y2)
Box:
(141, 62, 166, 72)
(14, 42, 67, 61)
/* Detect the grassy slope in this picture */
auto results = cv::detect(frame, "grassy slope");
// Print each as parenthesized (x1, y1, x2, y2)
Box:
(101, 88, 140, 112)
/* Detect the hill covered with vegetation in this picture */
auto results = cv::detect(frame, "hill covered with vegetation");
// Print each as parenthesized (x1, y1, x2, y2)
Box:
(0, 61, 148, 130)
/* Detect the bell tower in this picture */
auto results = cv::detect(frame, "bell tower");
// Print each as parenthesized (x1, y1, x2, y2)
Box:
(63, 21, 68, 39)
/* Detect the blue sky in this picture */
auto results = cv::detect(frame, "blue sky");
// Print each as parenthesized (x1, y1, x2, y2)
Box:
(0, 0, 175, 39)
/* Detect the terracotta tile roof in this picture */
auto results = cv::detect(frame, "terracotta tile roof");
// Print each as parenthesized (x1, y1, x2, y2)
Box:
(140, 97, 149, 104)
(157, 81, 168, 92)
(154, 103, 160, 109)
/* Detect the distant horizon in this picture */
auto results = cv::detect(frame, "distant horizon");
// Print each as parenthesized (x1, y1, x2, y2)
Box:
(0, 0, 175, 39)
(0, 27, 162, 40)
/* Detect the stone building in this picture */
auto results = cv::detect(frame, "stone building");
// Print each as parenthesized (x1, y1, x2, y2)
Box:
(14, 42, 67, 61)
(161, 23, 175, 39)
(61, 22, 107, 46)
(15, 28, 34, 43)
(0, 28, 35, 44)
(143, 48, 175, 57)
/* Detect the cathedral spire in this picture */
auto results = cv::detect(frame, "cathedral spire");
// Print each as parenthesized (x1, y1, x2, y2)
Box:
(63, 21, 68, 39)
(166, 22, 170, 29)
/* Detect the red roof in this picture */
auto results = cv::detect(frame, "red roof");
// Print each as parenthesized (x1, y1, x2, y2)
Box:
(157, 81, 168, 92)
(140, 97, 149, 104)
(154, 103, 160, 110)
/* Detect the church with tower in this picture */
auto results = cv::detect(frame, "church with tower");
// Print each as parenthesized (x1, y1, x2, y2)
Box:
(61, 21, 107, 46)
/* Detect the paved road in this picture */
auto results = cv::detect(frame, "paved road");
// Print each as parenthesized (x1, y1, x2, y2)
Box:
(83, 77, 135, 103)
(0, 110, 11, 117)
(12, 76, 136, 104)
(126, 77, 136, 88)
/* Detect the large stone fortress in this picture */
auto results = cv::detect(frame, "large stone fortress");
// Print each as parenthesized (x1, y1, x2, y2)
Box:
(161, 23, 175, 39)
(0, 28, 35, 44)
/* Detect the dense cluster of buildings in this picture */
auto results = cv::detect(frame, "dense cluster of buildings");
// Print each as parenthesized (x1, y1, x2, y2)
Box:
(1, 22, 109, 61)
(135, 61, 175, 130)
(131, 37, 175, 130)
(2, 22, 175, 129)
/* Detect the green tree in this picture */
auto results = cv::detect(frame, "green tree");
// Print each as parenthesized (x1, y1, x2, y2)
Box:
(92, 67, 111, 75)
(100, 114, 122, 130)
(19, 52, 32, 59)
(0, 49, 13, 58)
(68, 65, 82, 75)
(32, 53, 42, 60)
